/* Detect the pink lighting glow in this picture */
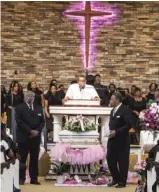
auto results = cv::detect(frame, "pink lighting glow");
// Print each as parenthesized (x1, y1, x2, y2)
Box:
(63, 1, 117, 71)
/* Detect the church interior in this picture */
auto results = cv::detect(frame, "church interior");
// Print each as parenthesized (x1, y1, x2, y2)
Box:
(1, 1, 159, 192)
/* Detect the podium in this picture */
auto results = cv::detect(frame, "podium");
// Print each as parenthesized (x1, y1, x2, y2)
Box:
(49, 105, 112, 145)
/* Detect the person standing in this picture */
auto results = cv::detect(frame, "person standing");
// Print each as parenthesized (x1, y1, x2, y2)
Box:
(106, 92, 132, 188)
(63, 75, 99, 101)
(108, 83, 116, 102)
(27, 81, 44, 107)
(94, 74, 109, 106)
(146, 83, 158, 102)
(6, 81, 24, 132)
(15, 91, 45, 185)
(44, 84, 63, 142)
(129, 87, 146, 143)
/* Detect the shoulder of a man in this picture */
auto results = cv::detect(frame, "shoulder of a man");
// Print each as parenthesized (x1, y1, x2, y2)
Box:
(122, 105, 132, 115)
(15, 102, 25, 111)
(35, 105, 43, 112)
(68, 83, 78, 89)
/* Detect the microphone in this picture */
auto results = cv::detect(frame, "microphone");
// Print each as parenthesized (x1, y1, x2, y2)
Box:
(80, 86, 85, 92)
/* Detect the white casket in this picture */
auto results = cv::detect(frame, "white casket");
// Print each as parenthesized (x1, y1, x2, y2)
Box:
(140, 131, 159, 152)
(59, 130, 99, 147)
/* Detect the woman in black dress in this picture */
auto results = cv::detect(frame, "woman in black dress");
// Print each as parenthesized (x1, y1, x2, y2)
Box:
(146, 83, 158, 103)
(6, 81, 24, 131)
(108, 83, 116, 103)
(44, 84, 63, 142)
(27, 81, 44, 107)
(129, 87, 146, 144)
(1, 85, 7, 116)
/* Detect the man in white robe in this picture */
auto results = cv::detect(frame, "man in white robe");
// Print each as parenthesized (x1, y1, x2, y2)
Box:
(63, 75, 99, 101)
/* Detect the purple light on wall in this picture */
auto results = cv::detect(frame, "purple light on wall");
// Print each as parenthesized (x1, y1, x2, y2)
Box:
(63, 2, 117, 71)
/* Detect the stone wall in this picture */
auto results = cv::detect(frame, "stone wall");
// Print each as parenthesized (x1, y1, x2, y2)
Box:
(1, 1, 159, 91)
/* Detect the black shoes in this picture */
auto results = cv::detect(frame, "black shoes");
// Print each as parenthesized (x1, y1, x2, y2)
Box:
(108, 180, 118, 187)
(14, 187, 21, 192)
(115, 183, 126, 188)
(30, 180, 41, 185)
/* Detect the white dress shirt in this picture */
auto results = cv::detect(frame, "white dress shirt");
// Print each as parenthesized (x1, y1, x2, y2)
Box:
(65, 83, 99, 100)
(26, 102, 34, 110)
(113, 103, 122, 116)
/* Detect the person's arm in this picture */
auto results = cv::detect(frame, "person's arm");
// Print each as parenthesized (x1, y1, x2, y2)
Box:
(91, 87, 100, 100)
(15, 106, 32, 135)
(65, 85, 73, 99)
(44, 99, 50, 118)
(36, 108, 45, 133)
(63, 85, 72, 102)
(115, 108, 133, 136)
(41, 94, 45, 108)
(6, 93, 12, 109)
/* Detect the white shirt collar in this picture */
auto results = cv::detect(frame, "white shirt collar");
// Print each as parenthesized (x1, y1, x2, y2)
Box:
(114, 103, 122, 112)
(26, 102, 33, 110)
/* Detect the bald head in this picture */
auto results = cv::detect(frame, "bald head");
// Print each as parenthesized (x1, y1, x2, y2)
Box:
(24, 91, 35, 104)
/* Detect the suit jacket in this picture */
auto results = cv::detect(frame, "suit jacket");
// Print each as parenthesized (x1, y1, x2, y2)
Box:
(109, 104, 132, 146)
(15, 102, 45, 143)
(94, 84, 109, 106)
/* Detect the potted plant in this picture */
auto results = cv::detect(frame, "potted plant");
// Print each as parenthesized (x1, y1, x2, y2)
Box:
(53, 162, 70, 184)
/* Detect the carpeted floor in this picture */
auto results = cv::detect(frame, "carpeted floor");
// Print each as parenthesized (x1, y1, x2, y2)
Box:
(21, 178, 136, 192)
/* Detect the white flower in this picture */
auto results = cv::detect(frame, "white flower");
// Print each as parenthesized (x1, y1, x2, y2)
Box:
(146, 123, 149, 127)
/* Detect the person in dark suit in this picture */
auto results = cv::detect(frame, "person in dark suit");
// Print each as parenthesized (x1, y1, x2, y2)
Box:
(94, 74, 109, 106)
(15, 91, 45, 185)
(106, 92, 132, 188)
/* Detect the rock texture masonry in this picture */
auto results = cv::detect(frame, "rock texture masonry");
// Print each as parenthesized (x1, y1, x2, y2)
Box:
(1, 2, 159, 90)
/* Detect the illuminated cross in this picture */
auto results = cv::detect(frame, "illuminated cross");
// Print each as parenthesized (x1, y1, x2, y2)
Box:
(65, 1, 112, 70)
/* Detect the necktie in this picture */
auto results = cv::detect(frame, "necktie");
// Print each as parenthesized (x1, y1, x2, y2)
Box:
(29, 104, 33, 112)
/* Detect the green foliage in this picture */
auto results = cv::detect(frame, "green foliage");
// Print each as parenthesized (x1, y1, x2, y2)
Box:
(53, 162, 70, 175)
(63, 116, 96, 132)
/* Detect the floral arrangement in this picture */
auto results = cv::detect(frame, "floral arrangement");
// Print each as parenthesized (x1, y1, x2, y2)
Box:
(139, 103, 159, 136)
(88, 163, 110, 185)
(134, 160, 147, 183)
(134, 160, 147, 192)
(63, 115, 96, 132)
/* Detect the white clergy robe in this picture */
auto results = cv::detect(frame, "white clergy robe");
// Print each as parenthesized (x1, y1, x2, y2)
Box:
(65, 83, 99, 100)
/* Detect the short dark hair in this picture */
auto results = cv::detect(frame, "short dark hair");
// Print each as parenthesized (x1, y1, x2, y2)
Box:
(131, 85, 137, 89)
(95, 74, 101, 78)
(71, 80, 77, 84)
(134, 87, 141, 93)
(86, 75, 95, 85)
(109, 83, 116, 89)
(112, 92, 123, 102)
(58, 84, 64, 89)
